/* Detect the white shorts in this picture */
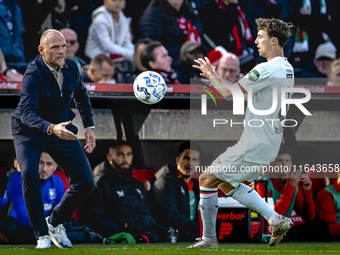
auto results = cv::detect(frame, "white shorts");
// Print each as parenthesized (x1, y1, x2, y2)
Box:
(210, 146, 266, 188)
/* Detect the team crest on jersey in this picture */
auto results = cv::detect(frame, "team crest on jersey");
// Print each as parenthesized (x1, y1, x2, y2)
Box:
(248, 70, 260, 81)
(49, 188, 56, 200)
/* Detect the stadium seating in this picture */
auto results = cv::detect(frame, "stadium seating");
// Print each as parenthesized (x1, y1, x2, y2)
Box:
(132, 169, 157, 191)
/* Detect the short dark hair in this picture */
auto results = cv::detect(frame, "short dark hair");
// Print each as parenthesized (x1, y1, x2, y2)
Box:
(109, 140, 132, 151)
(277, 143, 292, 157)
(134, 38, 153, 53)
(90, 54, 114, 70)
(255, 18, 293, 47)
(140, 41, 163, 70)
(178, 141, 203, 157)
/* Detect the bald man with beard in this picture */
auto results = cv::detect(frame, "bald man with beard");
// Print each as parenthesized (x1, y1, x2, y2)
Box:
(11, 29, 96, 249)
(79, 140, 167, 243)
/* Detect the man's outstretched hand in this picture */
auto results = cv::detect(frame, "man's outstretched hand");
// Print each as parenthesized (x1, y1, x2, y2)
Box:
(193, 57, 219, 79)
(52, 121, 77, 140)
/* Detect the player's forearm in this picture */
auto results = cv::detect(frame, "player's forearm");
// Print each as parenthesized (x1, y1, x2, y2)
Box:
(209, 75, 236, 101)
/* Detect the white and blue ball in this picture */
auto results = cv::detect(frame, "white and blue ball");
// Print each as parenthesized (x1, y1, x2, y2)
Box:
(133, 71, 167, 105)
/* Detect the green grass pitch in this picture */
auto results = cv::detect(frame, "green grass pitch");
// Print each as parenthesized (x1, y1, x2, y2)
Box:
(0, 242, 340, 255)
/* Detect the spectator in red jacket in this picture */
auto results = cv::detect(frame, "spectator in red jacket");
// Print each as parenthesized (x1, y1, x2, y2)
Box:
(257, 146, 314, 221)
(255, 144, 319, 241)
(315, 170, 340, 240)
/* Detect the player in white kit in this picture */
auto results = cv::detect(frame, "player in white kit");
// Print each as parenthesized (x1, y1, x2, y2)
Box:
(188, 18, 295, 248)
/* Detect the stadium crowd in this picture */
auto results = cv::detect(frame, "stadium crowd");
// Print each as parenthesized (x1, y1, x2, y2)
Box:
(0, 0, 340, 85)
(0, 0, 340, 246)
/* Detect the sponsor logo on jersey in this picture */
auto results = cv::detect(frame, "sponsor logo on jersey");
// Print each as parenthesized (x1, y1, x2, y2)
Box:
(248, 70, 260, 81)
(44, 203, 52, 211)
(49, 188, 56, 200)
(117, 190, 125, 197)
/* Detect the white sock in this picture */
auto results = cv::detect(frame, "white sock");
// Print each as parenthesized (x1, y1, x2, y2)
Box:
(231, 183, 279, 222)
(268, 212, 282, 226)
(199, 186, 219, 239)
(203, 236, 218, 243)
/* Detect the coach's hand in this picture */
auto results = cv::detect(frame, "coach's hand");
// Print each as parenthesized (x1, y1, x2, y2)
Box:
(84, 128, 96, 153)
(53, 121, 78, 140)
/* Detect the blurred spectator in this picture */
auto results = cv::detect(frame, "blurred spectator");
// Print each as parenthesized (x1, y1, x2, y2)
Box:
(0, 157, 20, 197)
(256, 145, 317, 241)
(7, 159, 20, 180)
(327, 58, 340, 86)
(216, 53, 241, 82)
(140, 0, 203, 61)
(300, 43, 336, 80)
(0, 196, 16, 244)
(199, 0, 255, 67)
(79, 140, 167, 242)
(7, 152, 64, 244)
(17, 0, 68, 61)
(133, 38, 153, 74)
(0, 48, 23, 81)
(141, 41, 180, 84)
(290, 0, 334, 62)
(327, 0, 340, 57)
(240, 0, 268, 64)
(85, 0, 134, 60)
(67, 0, 103, 60)
(59, 28, 87, 70)
(172, 41, 204, 84)
(123, 0, 151, 43)
(81, 54, 115, 84)
(257, 145, 314, 221)
(315, 170, 340, 241)
(150, 141, 202, 242)
(0, 0, 25, 63)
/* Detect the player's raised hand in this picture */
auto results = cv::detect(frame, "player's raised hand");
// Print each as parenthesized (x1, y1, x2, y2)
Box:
(193, 57, 218, 79)
(52, 121, 78, 140)
(84, 128, 96, 153)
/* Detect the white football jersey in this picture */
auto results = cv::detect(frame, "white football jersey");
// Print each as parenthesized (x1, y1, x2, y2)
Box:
(235, 56, 295, 164)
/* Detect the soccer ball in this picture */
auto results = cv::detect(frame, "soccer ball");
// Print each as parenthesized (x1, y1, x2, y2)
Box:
(133, 71, 167, 104)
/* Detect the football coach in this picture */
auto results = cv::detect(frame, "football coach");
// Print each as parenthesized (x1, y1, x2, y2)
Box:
(11, 29, 95, 249)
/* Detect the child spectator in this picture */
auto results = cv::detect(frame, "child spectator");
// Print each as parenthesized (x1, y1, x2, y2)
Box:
(85, 0, 134, 60)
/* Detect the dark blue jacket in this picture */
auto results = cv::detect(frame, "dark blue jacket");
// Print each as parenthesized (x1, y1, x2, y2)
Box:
(11, 55, 94, 136)
(0, 0, 25, 62)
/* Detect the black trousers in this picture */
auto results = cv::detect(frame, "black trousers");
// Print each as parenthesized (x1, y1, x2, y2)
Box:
(13, 134, 94, 239)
